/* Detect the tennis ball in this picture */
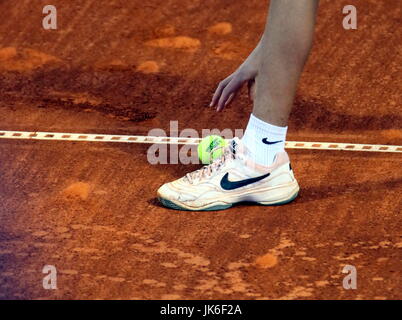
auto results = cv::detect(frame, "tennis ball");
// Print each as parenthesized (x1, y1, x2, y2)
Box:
(197, 135, 228, 164)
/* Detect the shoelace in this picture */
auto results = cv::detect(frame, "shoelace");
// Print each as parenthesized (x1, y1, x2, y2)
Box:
(185, 144, 235, 183)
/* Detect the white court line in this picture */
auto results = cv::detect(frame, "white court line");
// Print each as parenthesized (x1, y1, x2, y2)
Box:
(0, 130, 401, 153)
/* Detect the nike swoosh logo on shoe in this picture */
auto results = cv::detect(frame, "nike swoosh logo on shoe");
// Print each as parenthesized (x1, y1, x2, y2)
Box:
(220, 172, 271, 191)
(262, 138, 283, 145)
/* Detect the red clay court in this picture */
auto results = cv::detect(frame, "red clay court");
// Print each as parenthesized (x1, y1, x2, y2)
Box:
(0, 0, 400, 299)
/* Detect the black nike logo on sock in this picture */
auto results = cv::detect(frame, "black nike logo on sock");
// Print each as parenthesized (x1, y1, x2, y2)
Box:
(220, 172, 271, 191)
(262, 138, 283, 145)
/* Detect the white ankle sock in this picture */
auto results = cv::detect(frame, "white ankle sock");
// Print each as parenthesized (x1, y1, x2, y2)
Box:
(241, 114, 287, 166)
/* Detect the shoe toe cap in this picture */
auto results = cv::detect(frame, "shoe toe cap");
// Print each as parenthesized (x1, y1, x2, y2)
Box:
(157, 183, 175, 199)
(157, 182, 197, 202)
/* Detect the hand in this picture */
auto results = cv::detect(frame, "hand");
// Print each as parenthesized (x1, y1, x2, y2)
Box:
(210, 42, 261, 111)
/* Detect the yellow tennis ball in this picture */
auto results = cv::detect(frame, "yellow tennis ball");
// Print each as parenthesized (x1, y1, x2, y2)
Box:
(198, 135, 228, 164)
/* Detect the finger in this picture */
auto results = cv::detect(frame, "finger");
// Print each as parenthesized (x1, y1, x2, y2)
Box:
(216, 79, 242, 111)
(247, 79, 256, 102)
(210, 75, 233, 107)
(210, 78, 230, 107)
(224, 92, 236, 108)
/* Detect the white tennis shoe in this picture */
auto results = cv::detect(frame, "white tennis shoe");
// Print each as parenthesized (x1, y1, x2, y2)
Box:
(157, 138, 299, 211)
